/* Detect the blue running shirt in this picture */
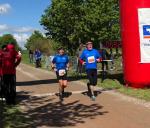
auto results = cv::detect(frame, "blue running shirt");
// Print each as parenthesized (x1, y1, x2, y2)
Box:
(52, 54, 69, 70)
(80, 49, 101, 69)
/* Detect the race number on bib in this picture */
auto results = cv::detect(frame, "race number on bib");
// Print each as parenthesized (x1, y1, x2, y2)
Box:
(58, 69, 66, 76)
(88, 56, 95, 63)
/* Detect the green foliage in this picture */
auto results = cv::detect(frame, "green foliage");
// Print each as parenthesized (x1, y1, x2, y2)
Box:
(25, 30, 44, 50)
(40, 0, 120, 55)
(25, 30, 57, 55)
(0, 34, 21, 50)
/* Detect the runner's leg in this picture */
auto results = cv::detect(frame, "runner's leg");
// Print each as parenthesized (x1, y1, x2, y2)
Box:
(90, 69, 97, 100)
(59, 80, 63, 94)
(59, 80, 64, 101)
(86, 69, 93, 97)
(62, 73, 67, 88)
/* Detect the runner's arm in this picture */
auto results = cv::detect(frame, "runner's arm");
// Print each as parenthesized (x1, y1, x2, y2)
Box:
(79, 51, 86, 65)
(51, 56, 56, 70)
(15, 51, 21, 67)
(96, 50, 102, 62)
(66, 63, 70, 70)
(66, 56, 70, 70)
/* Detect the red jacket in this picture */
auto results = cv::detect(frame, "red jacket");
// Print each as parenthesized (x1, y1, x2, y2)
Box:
(2, 44, 21, 75)
(0, 50, 3, 76)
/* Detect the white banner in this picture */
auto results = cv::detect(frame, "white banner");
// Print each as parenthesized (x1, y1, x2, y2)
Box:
(138, 8, 150, 63)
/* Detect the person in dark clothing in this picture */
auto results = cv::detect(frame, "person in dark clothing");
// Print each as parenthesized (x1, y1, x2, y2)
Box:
(0, 48, 3, 99)
(76, 43, 85, 75)
(0, 45, 7, 100)
(99, 48, 110, 83)
(29, 49, 33, 63)
(99, 48, 109, 71)
(109, 48, 115, 70)
(2, 44, 21, 105)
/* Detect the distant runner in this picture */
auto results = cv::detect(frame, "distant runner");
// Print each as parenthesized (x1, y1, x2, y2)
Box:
(51, 47, 69, 101)
(80, 41, 102, 101)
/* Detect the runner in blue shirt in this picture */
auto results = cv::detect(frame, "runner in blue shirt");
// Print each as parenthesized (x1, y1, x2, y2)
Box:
(80, 41, 102, 101)
(52, 47, 69, 101)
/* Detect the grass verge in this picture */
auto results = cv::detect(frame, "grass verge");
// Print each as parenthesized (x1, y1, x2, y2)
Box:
(99, 78, 150, 101)
(68, 69, 150, 101)
(0, 102, 30, 128)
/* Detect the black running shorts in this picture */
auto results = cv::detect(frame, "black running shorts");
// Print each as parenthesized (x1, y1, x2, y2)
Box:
(86, 69, 97, 86)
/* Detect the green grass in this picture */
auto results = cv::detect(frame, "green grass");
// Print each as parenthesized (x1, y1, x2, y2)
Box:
(21, 50, 48, 69)
(21, 50, 34, 66)
(0, 102, 31, 128)
(118, 87, 150, 101)
(97, 78, 150, 101)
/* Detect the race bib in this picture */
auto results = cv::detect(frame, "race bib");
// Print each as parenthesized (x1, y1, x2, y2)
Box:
(58, 69, 66, 76)
(88, 56, 95, 63)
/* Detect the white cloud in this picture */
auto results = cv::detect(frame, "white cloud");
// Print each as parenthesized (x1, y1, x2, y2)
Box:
(0, 3, 11, 14)
(0, 24, 44, 49)
(0, 24, 35, 33)
(0, 24, 9, 31)
(13, 33, 29, 43)
(14, 27, 34, 33)
(13, 33, 30, 48)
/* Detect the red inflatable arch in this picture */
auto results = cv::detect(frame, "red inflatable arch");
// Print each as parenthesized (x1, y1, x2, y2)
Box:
(120, 0, 150, 88)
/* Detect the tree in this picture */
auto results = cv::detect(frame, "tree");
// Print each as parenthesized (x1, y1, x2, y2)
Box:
(25, 30, 58, 55)
(0, 34, 21, 50)
(40, 0, 86, 55)
(40, 0, 120, 55)
(25, 30, 44, 50)
(82, 0, 120, 46)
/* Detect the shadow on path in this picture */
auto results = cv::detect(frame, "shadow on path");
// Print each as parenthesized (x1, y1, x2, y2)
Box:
(16, 75, 87, 87)
(2, 91, 108, 128)
(16, 79, 58, 86)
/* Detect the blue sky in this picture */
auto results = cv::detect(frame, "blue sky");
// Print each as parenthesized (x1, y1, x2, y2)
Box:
(0, 0, 51, 48)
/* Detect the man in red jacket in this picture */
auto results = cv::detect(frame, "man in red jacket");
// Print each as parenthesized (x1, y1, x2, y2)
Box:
(2, 44, 21, 105)
(0, 48, 3, 99)
(0, 45, 7, 100)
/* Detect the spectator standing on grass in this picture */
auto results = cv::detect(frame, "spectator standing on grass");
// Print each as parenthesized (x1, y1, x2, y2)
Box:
(99, 48, 109, 71)
(76, 43, 85, 75)
(0, 45, 7, 99)
(109, 48, 115, 70)
(2, 44, 21, 105)
(0, 45, 3, 99)
(80, 41, 102, 101)
(34, 49, 42, 68)
(29, 49, 33, 63)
